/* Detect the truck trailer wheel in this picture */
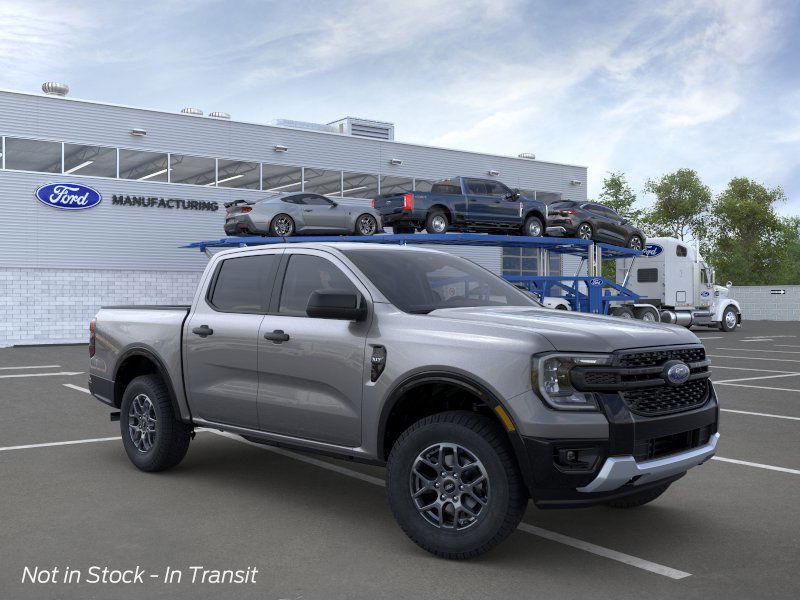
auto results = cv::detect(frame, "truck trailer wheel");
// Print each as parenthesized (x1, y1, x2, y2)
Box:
(606, 482, 671, 508)
(120, 374, 191, 472)
(719, 306, 738, 332)
(386, 411, 528, 559)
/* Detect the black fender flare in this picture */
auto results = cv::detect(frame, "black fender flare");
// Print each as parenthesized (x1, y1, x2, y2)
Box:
(376, 370, 535, 492)
(113, 346, 188, 422)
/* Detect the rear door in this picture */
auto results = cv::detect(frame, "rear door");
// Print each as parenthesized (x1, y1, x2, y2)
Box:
(256, 250, 370, 447)
(184, 250, 282, 429)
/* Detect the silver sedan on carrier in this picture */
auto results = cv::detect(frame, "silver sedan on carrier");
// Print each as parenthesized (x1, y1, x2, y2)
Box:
(224, 192, 383, 237)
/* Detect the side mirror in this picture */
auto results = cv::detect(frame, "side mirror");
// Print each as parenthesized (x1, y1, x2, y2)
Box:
(329, 201, 338, 208)
(726, 281, 732, 288)
(306, 290, 366, 321)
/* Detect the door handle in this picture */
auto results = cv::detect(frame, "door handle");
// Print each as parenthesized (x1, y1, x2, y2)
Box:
(303, 209, 313, 212)
(192, 325, 214, 338)
(264, 329, 290, 343)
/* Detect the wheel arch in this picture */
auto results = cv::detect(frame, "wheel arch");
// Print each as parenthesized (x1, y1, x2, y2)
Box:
(427, 203, 454, 223)
(113, 347, 186, 421)
(523, 209, 546, 225)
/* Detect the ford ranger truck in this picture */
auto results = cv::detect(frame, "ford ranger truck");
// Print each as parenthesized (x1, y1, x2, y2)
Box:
(372, 177, 553, 237)
(89, 242, 719, 559)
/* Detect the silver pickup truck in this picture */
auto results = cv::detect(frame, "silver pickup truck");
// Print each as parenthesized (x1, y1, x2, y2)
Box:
(89, 242, 719, 559)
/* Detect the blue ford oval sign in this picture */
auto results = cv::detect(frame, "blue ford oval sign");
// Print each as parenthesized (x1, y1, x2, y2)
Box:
(35, 183, 102, 210)
(588, 277, 603, 287)
(642, 244, 663, 257)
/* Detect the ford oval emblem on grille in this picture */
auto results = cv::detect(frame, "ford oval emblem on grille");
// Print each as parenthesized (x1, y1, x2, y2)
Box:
(664, 361, 691, 386)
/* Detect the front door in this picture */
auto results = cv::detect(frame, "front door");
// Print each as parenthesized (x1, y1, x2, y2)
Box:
(184, 251, 282, 429)
(464, 179, 518, 227)
(302, 194, 350, 232)
(257, 250, 369, 447)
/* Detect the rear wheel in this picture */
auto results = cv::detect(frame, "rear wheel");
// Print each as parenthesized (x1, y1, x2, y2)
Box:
(719, 306, 738, 332)
(269, 214, 295, 237)
(355, 213, 379, 236)
(425, 210, 449, 234)
(634, 306, 659, 322)
(606, 482, 671, 508)
(521, 215, 544, 237)
(611, 306, 635, 319)
(120, 375, 191, 472)
(576, 222, 593, 240)
(386, 411, 527, 559)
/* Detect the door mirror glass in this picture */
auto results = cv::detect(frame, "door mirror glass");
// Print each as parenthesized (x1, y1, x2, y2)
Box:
(329, 201, 338, 208)
(306, 290, 366, 320)
(726, 281, 732, 288)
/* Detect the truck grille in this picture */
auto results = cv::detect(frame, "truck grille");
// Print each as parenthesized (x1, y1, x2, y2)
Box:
(618, 347, 706, 368)
(621, 379, 710, 416)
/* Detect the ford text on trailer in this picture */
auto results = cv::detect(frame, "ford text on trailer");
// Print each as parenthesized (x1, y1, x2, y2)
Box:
(613, 237, 742, 331)
(89, 241, 720, 559)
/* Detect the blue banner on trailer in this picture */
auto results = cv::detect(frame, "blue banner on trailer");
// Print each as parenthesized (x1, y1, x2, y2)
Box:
(184, 233, 641, 314)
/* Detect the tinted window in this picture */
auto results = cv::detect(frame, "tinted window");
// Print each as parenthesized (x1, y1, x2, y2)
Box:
(281, 195, 305, 204)
(119, 149, 169, 182)
(430, 180, 462, 194)
(5, 138, 61, 173)
(170, 154, 216, 186)
(217, 159, 260, 189)
(465, 179, 489, 195)
(637, 268, 659, 283)
(209, 254, 279, 313)
(304, 194, 334, 206)
(64, 144, 117, 177)
(343, 249, 538, 314)
(484, 181, 512, 197)
(279, 255, 358, 317)
(677, 245, 688, 257)
(549, 201, 577, 210)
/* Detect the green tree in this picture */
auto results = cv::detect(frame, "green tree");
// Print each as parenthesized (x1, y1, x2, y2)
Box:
(705, 177, 794, 285)
(642, 169, 711, 241)
(598, 171, 643, 227)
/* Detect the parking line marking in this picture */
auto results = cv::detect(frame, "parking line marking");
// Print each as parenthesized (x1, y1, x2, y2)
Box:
(0, 364, 61, 370)
(515, 523, 691, 579)
(716, 348, 800, 354)
(0, 371, 84, 379)
(712, 457, 800, 476)
(713, 373, 800, 384)
(713, 382, 800, 393)
(707, 354, 800, 363)
(215, 431, 692, 580)
(63, 383, 91, 394)
(711, 365, 798, 373)
(0, 436, 120, 453)
(721, 408, 800, 421)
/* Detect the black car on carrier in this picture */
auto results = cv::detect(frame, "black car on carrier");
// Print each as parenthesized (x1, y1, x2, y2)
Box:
(546, 200, 646, 249)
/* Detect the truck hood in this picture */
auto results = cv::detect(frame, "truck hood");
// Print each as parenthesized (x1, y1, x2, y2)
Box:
(427, 306, 699, 353)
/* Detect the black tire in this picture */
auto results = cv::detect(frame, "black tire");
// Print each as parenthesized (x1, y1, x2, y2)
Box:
(555, 304, 568, 310)
(521, 215, 544, 237)
(354, 213, 379, 236)
(719, 306, 738, 332)
(386, 411, 528, 559)
(392, 224, 416, 234)
(634, 306, 659, 322)
(576, 222, 594, 240)
(627, 235, 644, 251)
(606, 482, 671, 508)
(611, 306, 635, 319)
(425, 209, 449, 234)
(120, 374, 191, 472)
(269, 214, 295, 237)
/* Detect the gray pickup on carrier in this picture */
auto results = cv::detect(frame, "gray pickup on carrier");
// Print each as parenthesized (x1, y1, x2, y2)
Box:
(89, 242, 719, 559)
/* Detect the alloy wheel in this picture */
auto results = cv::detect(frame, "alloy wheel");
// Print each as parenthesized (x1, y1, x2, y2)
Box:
(128, 393, 157, 453)
(526, 220, 542, 237)
(273, 216, 293, 236)
(725, 310, 737, 329)
(409, 443, 490, 530)
(431, 215, 448, 233)
(629, 236, 643, 251)
(358, 215, 377, 235)
(577, 224, 592, 240)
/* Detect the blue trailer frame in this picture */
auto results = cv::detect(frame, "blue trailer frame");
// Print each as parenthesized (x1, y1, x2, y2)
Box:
(185, 233, 641, 315)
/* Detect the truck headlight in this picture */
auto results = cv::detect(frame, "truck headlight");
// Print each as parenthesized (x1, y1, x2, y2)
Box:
(531, 354, 611, 411)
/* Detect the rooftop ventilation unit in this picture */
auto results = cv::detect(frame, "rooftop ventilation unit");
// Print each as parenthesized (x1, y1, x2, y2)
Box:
(42, 82, 69, 96)
(328, 117, 395, 141)
(518, 152, 536, 160)
(180, 107, 203, 116)
(209, 111, 230, 119)
(269, 119, 337, 134)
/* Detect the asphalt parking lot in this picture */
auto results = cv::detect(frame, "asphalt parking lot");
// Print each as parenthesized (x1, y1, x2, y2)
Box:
(1, 321, 799, 599)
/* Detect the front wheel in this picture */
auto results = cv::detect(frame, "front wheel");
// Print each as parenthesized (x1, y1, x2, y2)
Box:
(354, 213, 379, 236)
(521, 215, 544, 237)
(719, 306, 738, 332)
(628, 235, 644, 251)
(386, 411, 528, 559)
(120, 375, 191, 472)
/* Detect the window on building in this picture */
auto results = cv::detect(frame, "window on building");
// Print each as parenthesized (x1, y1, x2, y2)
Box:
(170, 154, 216, 186)
(63, 144, 117, 177)
(341, 172, 379, 198)
(119, 149, 169, 182)
(304, 168, 342, 196)
(502, 247, 538, 277)
(209, 254, 279, 314)
(279, 254, 357, 317)
(217, 159, 260, 189)
(262, 164, 302, 193)
(4, 138, 61, 173)
(637, 268, 659, 283)
(379, 175, 413, 195)
(414, 179, 436, 192)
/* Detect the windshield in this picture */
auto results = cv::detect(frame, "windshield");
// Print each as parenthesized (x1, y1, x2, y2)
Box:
(342, 249, 541, 314)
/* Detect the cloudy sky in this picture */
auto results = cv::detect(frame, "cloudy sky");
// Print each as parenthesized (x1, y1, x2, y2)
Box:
(2, 0, 798, 213)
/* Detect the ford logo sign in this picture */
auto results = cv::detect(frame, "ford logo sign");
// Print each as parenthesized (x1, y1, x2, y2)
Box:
(642, 244, 663, 257)
(664, 361, 691, 386)
(35, 183, 102, 210)
(588, 277, 603, 287)
(700, 290, 710, 297)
